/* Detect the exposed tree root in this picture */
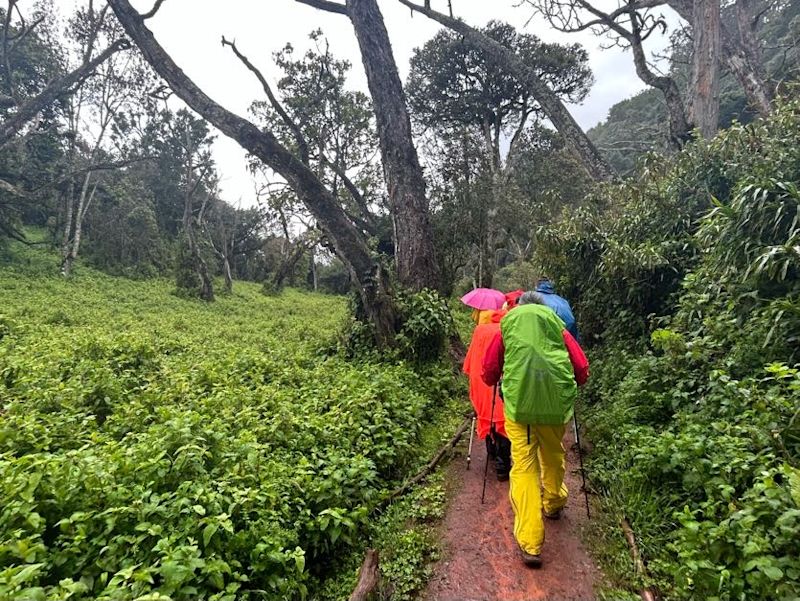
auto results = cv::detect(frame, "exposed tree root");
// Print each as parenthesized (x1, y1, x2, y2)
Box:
(621, 517, 659, 601)
(348, 549, 380, 601)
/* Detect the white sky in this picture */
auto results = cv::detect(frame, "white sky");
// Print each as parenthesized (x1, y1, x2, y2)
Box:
(57, 0, 679, 205)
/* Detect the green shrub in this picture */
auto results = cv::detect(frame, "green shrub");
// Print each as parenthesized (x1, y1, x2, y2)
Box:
(0, 262, 456, 600)
(537, 99, 800, 600)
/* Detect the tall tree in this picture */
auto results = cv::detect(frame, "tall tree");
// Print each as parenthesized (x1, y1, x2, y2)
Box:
(0, 1, 127, 148)
(296, 0, 441, 290)
(108, 0, 397, 345)
(172, 110, 216, 300)
(243, 31, 385, 243)
(346, 0, 440, 291)
(408, 21, 592, 285)
(229, 30, 385, 291)
(392, 0, 616, 182)
(666, 0, 772, 116)
(59, 3, 150, 276)
(689, 0, 721, 138)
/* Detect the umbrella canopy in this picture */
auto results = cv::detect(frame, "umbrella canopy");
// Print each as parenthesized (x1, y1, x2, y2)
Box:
(460, 287, 506, 310)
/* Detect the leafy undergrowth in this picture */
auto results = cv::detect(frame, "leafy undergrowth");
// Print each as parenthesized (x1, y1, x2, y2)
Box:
(0, 245, 462, 600)
(533, 99, 800, 600)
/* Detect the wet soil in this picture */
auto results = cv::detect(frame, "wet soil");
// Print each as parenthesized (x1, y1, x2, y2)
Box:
(424, 430, 601, 601)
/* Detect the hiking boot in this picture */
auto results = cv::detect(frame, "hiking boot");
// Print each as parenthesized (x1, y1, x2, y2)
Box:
(544, 508, 563, 520)
(520, 549, 542, 568)
(496, 469, 509, 482)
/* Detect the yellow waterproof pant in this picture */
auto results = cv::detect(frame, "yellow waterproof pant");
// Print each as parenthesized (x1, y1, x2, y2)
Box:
(505, 418, 569, 555)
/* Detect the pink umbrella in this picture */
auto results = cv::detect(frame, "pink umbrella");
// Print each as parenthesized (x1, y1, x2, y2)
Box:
(460, 288, 506, 310)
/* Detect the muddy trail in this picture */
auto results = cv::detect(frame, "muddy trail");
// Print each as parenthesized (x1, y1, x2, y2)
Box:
(424, 430, 601, 601)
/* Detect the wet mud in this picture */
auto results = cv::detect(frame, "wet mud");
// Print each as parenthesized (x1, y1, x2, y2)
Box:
(424, 431, 601, 601)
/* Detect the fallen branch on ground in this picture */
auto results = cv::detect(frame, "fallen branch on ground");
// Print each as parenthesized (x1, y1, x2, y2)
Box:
(621, 517, 659, 601)
(348, 549, 379, 601)
(386, 415, 472, 502)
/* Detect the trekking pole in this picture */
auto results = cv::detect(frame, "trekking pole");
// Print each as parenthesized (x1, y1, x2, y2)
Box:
(481, 383, 498, 504)
(466, 415, 476, 470)
(573, 408, 590, 519)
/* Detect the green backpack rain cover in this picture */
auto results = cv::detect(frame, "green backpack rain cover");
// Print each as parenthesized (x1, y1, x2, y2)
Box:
(500, 304, 576, 425)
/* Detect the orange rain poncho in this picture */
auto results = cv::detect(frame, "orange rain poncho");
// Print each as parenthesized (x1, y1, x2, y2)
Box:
(470, 309, 495, 325)
(463, 309, 507, 439)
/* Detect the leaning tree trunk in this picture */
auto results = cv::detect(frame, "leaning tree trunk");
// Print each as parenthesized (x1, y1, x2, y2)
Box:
(0, 41, 127, 148)
(346, 0, 441, 292)
(690, 0, 721, 139)
(108, 0, 397, 346)
(397, 0, 616, 182)
(628, 27, 692, 147)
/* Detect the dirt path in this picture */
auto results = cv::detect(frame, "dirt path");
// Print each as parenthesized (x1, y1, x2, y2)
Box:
(424, 431, 601, 601)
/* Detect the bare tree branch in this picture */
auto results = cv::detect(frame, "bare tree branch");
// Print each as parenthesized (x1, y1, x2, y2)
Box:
(0, 175, 27, 197)
(0, 39, 129, 147)
(27, 156, 155, 194)
(294, 0, 349, 15)
(320, 152, 371, 217)
(221, 35, 309, 163)
(141, 0, 168, 19)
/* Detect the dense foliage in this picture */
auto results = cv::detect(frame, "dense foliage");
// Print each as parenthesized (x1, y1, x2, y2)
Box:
(407, 21, 594, 293)
(0, 247, 459, 600)
(533, 99, 800, 599)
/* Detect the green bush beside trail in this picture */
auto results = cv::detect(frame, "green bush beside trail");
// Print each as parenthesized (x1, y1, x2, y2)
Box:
(534, 99, 800, 600)
(0, 252, 457, 600)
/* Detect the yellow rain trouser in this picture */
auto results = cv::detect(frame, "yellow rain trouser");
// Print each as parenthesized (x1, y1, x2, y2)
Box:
(505, 418, 569, 555)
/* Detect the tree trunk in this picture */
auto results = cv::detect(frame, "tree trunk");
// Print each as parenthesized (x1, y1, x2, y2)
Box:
(64, 174, 98, 276)
(348, 550, 380, 601)
(731, 0, 771, 115)
(668, 0, 769, 117)
(273, 240, 309, 291)
(690, 0, 721, 139)
(222, 253, 233, 294)
(309, 245, 319, 291)
(346, 0, 441, 292)
(60, 181, 76, 277)
(397, 0, 616, 182)
(182, 227, 215, 302)
(628, 26, 692, 147)
(195, 240, 215, 301)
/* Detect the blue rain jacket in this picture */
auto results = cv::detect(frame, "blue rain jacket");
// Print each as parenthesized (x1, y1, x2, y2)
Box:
(535, 281, 579, 341)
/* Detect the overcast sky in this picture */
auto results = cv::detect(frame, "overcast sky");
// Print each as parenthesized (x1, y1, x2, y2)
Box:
(110, 0, 677, 205)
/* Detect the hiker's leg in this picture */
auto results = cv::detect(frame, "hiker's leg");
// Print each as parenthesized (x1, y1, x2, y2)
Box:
(495, 433, 511, 479)
(485, 434, 496, 458)
(535, 424, 568, 514)
(506, 419, 544, 555)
